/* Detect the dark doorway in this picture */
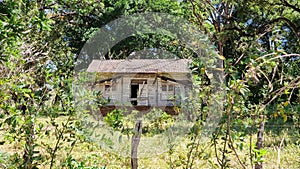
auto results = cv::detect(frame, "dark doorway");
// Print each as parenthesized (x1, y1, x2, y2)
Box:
(131, 84, 139, 105)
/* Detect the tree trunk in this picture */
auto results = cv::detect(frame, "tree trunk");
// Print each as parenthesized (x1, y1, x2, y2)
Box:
(23, 106, 35, 169)
(255, 115, 264, 169)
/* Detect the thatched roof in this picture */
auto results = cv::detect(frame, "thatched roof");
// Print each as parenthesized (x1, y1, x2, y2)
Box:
(87, 59, 191, 73)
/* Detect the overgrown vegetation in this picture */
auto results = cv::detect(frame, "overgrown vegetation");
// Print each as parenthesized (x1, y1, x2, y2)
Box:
(1, 0, 299, 168)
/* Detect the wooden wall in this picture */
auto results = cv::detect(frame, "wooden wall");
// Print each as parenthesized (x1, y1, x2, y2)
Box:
(94, 73, 191, 107)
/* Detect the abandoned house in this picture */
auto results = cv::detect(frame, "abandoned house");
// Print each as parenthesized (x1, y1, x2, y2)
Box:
(87, 59, 192, 108)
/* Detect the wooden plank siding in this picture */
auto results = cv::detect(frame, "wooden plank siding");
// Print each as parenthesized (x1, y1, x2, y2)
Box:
(87, 59, 192, 109)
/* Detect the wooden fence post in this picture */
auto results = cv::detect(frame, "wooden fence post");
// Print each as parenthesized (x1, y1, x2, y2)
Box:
(131, 120, 142, 169)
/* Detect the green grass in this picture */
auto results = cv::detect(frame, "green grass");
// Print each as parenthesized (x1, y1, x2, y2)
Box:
(0, 115, 300, 168)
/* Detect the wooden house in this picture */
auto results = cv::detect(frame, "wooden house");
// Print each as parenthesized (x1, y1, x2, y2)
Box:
(87, 59, 192, 108)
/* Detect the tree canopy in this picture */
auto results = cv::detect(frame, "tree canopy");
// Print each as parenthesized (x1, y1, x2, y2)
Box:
(0, 0, 299, 168)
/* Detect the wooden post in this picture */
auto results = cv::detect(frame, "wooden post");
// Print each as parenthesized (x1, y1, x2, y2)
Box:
(121, 76, 123, 103)
(131, 120, 142, 169)
(156, 77, 158, 106)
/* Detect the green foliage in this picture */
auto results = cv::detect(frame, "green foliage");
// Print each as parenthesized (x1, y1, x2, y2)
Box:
(104, 109, 124, 130)
(62, 156, 102, 169)
(142, 109, 174, 136)
(0, 0, 299, 168)
(103, 108, 175, 136)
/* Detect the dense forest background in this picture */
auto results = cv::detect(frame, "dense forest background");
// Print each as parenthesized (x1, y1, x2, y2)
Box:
(0, 0, 299, 168)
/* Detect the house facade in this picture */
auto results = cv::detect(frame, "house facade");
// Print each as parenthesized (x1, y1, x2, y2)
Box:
(87, 59, 192, 107)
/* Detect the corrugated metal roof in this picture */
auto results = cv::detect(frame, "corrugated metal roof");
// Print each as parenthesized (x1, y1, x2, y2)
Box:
(86, 59, 191, 73)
